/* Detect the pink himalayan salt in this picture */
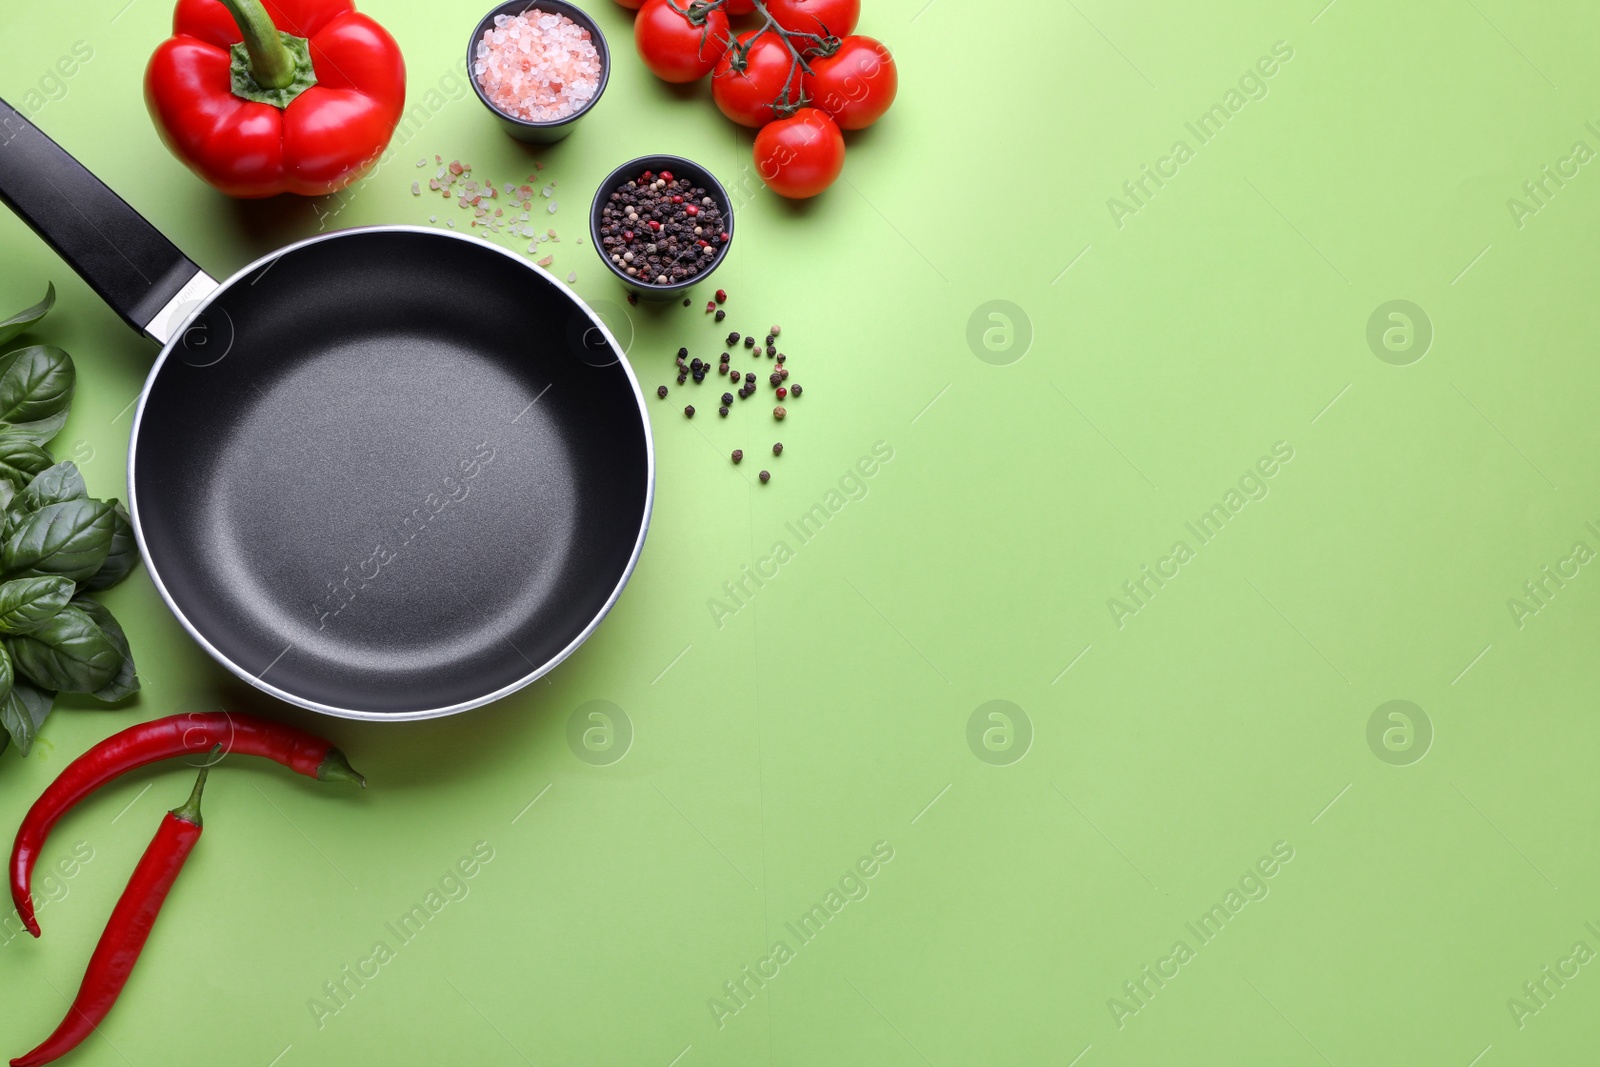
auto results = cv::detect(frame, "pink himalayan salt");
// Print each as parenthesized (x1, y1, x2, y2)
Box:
(475, 9, 601, 123)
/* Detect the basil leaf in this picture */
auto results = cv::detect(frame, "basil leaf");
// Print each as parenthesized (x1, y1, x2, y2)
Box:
(0, 435, 54, 490)
(0, 346, 74, 445)
(0, 479, 13, 517)
(81, 501, 138, 592)
(0, 284, 55, 350)
(16, 462, 86, 512)
(2, 499, 114, 581)
(70, 596, 138, 701)
(4, 605, 122, 694)
(0, 576, 74, 634)
(0, 678, 54, 757)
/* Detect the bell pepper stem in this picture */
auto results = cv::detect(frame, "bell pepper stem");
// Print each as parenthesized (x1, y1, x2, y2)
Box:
(217, 0, 297, 90)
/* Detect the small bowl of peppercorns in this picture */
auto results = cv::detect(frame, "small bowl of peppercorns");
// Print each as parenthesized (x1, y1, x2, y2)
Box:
(589, 154, 734, 301)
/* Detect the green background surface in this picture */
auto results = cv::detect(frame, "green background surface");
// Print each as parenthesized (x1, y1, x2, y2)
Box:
(1, 0, 1597, 1063)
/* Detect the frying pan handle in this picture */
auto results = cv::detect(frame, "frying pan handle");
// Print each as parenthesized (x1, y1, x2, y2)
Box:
(0, 96, 214, 346)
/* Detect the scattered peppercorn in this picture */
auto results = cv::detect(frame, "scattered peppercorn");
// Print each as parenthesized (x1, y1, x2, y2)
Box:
(759, 470, 771, 483)
(769, 372, 783, 387)
(721, 392, 735, 405)
(773, 406, 786, 420)
(705, 301, 715, 313)
(716, 289, 728, 304)
(772, 442, 783, 455)
(775, 353, 786, 364)
(732, 449, 743, 463)
(682, 298, 691, 307)
(677, 372, 688, 385)
(690, 357, 703, 372)
(715, 310, 726, 322)
(745, 373, 756, 384)
(779, 367, 789, 380)
(719, 405, 729, 417)
(776, 386, 787, 399)
(789, 384, 802, 397)
(770, 325, 781, 337)
(627, 293, 638, 306)
(657, 385, 669, 398)
(744, 336, 755, 349)
(726, 331, 740, 347)
(764, 334, 775, 346)
(684, 405, 695, 418)
(766, 345, 777, 357)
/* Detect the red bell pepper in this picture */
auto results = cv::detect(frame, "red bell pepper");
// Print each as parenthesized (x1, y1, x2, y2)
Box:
(145, 0, 405, 198)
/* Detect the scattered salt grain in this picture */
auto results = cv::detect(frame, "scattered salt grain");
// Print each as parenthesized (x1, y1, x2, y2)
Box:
(474, 9, 603, 124)
(411, 181, 420, 195)
(567, 271, 576, 283)
(538, 255, 554, 267)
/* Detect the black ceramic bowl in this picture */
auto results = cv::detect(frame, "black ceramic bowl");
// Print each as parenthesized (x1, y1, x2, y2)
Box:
(468, 0, 609, 144)
(589, 155, 736, 301)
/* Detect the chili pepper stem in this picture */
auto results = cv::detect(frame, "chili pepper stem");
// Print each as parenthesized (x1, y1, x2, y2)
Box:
(316, 748, 367, 788)
(216, 0, 298, 90)
(170, 763, 210, 827)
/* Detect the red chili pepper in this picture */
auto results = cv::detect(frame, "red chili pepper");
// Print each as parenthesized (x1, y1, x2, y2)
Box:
(144, 0, 406, 198)
(10, 712, 362, 938)
(10, 766, 212, 1067)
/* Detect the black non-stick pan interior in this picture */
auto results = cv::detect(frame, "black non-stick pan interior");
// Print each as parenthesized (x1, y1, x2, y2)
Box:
(132, 229, 650, 716)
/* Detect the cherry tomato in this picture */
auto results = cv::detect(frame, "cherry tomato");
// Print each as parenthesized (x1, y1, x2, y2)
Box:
(753, 108, 845, 199)
(634, 0, 732, 83)
(803, 35, 897, 129)
(612, 0, 646, 9)
(767, 0, 859, 36)
(726, 0, 757, 13)
(712, 31, 797, 127)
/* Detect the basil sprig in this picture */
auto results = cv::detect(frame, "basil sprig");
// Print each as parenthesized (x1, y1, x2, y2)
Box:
(0, 288, 140, 758)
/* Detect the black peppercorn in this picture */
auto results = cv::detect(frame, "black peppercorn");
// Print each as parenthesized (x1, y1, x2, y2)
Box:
(715, 309, 726, 322)
(690, 358, 703, 372)
(678, 347, 689, 359)
(744, 336, 755, 349)
(764, 334, 774, 346)
(722, 392, 735, 405)
(769, 372, 783, 387)
(719, 406, 729, 417)
(772, 442, 783, 455)
(732, 449, 743, 463)
(775, 353, 785, 364)
(684, 405, 695, 418)
(789, 384, 802, 397)
(745, 373, 756, 384)
(657, 385, 669, 399)
(726, 331, 740, 347)
(759, 470, 770, 483)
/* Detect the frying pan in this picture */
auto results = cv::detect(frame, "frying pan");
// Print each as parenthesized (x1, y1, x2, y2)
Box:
(0, 99, 654, 720)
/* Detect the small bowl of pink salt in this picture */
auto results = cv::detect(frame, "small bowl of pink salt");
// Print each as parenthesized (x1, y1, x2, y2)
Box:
(469, 0, 609, 144)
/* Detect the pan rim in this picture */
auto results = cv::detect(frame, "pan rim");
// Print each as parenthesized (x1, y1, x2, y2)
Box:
(125, 224, 656, 722)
